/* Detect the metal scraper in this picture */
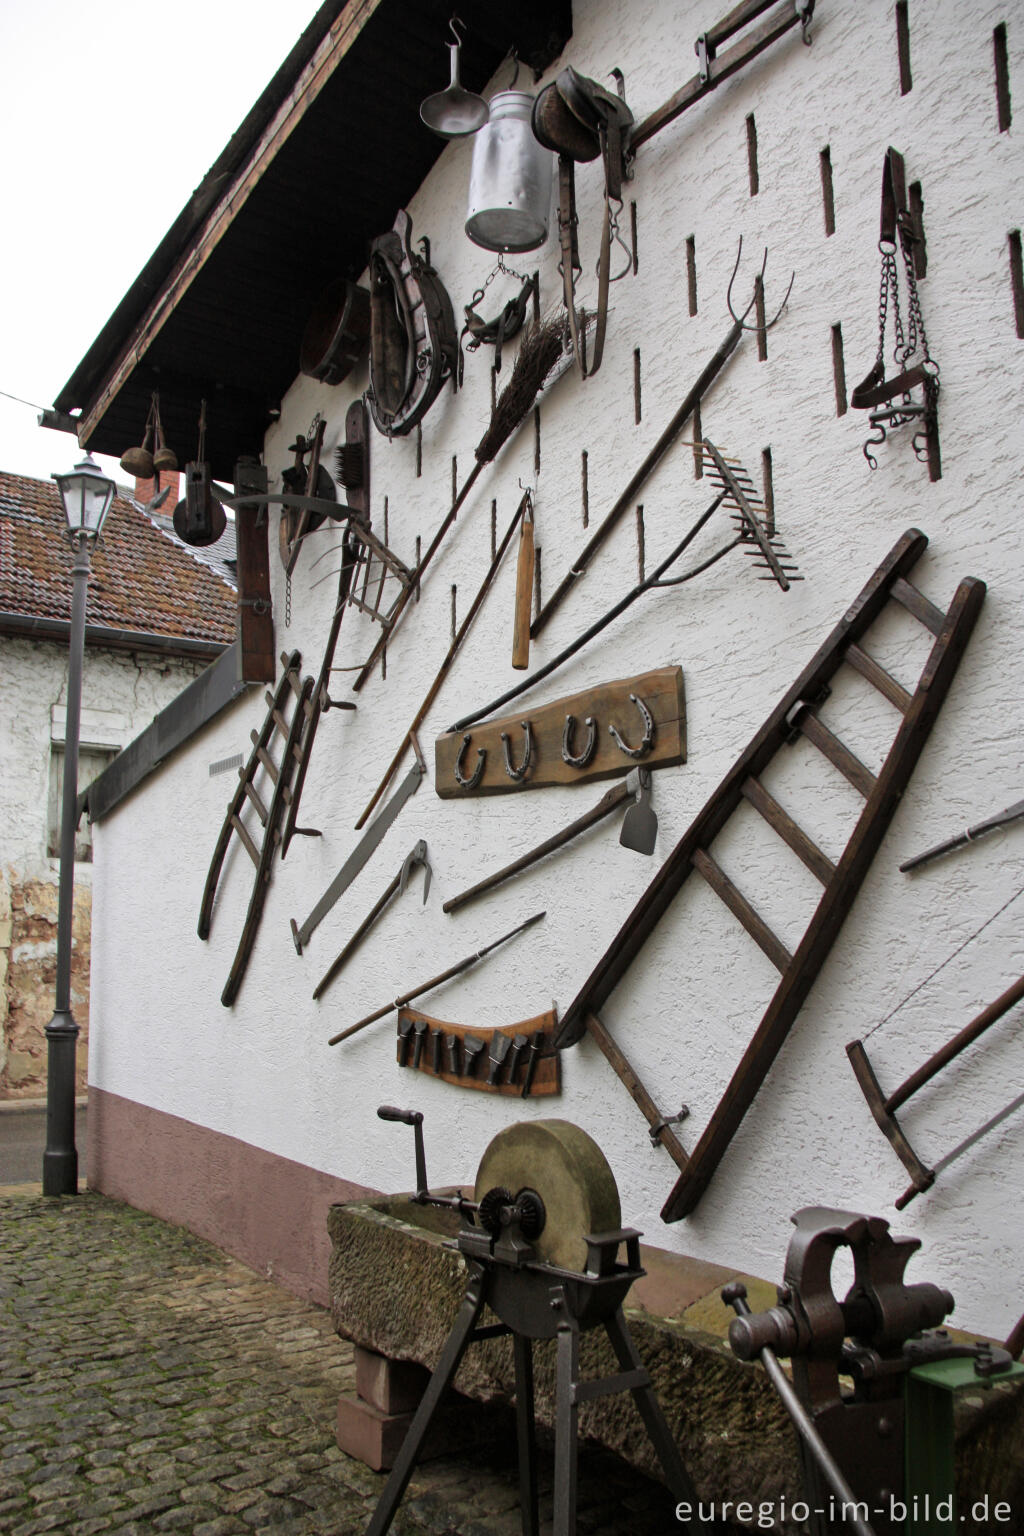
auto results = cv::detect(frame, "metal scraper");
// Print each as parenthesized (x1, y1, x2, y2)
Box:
(619, 767, 657, 854)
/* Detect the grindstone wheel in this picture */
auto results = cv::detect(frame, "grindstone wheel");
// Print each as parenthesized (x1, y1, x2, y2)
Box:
(474, 1120, 620, 1274)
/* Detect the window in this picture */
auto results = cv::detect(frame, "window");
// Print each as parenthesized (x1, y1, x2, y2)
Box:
(48, 704, 126, 863)
(47, 745, 119, 862)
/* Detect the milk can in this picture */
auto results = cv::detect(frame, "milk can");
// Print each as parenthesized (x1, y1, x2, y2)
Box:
(465, 90, 554, 253)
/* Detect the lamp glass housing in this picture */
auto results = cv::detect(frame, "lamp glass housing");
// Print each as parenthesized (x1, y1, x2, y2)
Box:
(52, 454, 116, 538)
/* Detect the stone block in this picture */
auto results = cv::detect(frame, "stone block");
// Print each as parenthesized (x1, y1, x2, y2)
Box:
(354, 1345, 430, 1416)
(336, 1388, 474, 1473)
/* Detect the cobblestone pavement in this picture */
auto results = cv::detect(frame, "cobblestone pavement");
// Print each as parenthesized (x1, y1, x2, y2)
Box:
(0, 1191, 685, 1536)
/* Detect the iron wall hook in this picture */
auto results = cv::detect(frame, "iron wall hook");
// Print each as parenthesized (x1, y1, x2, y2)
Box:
(608, 693, 655, 760)
(454, 733, 486, 789)
(500, 721, 534, 781)
(562, 714, 598, 769)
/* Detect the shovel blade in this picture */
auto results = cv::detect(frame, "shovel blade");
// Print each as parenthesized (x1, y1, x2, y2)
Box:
(619, 779, 657, 855)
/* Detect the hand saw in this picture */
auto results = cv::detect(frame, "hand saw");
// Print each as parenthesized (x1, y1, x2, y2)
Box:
(291, 735, 425, 955)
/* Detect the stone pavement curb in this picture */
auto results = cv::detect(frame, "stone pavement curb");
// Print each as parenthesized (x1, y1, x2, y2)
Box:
(0, 1189, 686, 1536)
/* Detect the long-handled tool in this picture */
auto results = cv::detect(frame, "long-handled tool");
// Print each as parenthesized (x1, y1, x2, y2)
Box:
(351, 314, 580, 694)
(290, 734, 426, 955)
(353, 493, 529, 831)
(312, 841, 432, 1002)
(530, 249, 793, 640)
(511, 493, 534, 669)
(900, 796, 1024, 872)
(327, 910, 546, 1045)
(449, 442, 796, 736)
(847, 971, 1024, 1207)
(442, 768, 655, 914)
(629, 0, 814, 152)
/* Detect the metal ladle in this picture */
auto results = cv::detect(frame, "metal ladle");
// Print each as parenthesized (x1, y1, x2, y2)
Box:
(420, 16, 489, 138)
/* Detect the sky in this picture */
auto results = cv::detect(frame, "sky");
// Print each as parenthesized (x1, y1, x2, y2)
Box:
(0, 0, 324, 486)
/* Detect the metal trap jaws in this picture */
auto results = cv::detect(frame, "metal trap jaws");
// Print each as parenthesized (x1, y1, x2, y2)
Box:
(366, 1111, 712, 1536)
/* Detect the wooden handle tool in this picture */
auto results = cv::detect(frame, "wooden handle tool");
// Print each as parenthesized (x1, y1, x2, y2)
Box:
(511, 497, 535, 670)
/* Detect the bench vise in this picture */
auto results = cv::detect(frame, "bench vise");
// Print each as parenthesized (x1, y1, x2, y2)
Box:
(725, 1207, 1012, 1536)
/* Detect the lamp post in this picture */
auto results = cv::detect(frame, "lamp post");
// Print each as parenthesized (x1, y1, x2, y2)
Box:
(43, 453, 116, 1196)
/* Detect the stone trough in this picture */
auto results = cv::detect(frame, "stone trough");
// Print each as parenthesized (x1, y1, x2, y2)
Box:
(328, 1193, 1024, 1525)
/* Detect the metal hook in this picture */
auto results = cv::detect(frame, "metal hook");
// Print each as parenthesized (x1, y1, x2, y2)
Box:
(448, 15, 465, 46)
(726, 236, 794, 333)
(602, 197, 634, 283)
(500, 721, 533, 781)
(608, 694, 655, 760)
(454, 733, 486, 789)
(862, 420, 887, 472)
(562, 714, 598, 769)
(797, 0, 814, 45)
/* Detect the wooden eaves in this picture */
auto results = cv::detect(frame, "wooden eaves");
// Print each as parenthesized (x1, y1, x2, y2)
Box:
(52, 0, 571, 482)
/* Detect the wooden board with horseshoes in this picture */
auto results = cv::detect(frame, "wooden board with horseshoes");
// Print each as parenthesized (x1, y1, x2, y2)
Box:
(434, 666, 686, 798)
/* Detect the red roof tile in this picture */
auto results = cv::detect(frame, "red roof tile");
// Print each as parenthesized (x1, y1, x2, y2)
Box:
(0, 470, 235, 647)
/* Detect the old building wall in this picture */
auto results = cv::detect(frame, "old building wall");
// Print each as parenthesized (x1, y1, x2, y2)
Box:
(0, 636, 206, 1096)
(89, 1, 1024, 1334)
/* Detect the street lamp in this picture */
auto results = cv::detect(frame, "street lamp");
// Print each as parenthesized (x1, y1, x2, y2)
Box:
(43, 452, 116, 1196)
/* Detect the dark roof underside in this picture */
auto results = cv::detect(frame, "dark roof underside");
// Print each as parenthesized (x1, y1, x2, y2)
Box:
(55, 0, 572, 482)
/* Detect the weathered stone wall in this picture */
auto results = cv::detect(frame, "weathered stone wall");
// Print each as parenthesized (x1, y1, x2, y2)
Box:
(1, 878, 91, 1096)
(0, 635, 206, 1098)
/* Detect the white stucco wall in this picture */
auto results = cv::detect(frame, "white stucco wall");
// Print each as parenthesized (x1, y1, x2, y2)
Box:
(90, 1, 1024, 1333)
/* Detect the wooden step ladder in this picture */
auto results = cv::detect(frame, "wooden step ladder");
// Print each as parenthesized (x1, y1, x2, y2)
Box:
(198, 649, 313, 1006)
(553, 529, 986, 1221)
(281, 400, 416, 855)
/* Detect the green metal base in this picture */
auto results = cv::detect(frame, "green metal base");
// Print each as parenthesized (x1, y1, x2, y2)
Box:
(905, 1358, 1024, 1534)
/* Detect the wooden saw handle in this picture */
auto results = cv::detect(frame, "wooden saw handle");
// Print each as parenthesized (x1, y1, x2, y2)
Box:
(511, 502, 535, 670)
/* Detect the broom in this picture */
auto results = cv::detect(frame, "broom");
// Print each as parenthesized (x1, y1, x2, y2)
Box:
(351, 313, 571, 693)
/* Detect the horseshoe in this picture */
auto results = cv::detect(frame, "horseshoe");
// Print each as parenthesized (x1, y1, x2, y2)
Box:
(500, 721, 534, 782)
(454, 733, 486, 790)
(608, 693, 655, 760)
(562, 713, 598, 769)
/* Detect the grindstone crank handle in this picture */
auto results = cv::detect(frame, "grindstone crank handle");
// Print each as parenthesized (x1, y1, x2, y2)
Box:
(377, 1105, 428, 1200)
(722, 1284, 877, 1536)
(375, 1105, 479, 1222)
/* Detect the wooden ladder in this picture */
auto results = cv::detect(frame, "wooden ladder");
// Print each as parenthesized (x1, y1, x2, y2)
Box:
(553, 529, 986, 1221)
(198, 649, 313, 1006)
